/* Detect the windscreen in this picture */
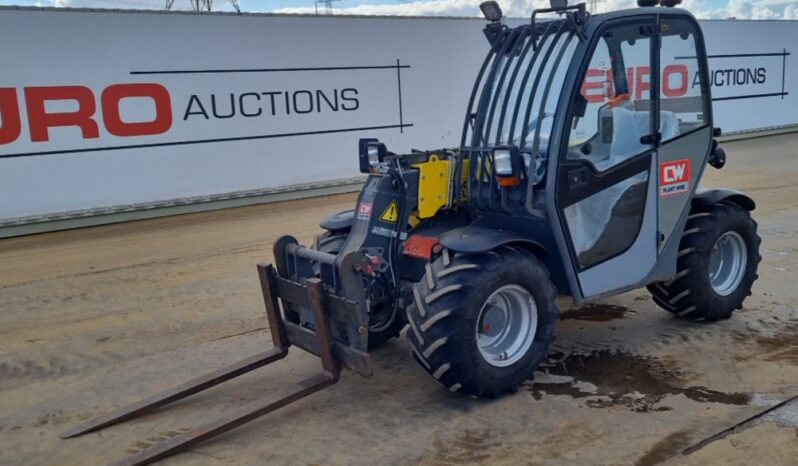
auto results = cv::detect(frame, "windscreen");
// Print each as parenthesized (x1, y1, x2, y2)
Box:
(461, 20, 577, 211)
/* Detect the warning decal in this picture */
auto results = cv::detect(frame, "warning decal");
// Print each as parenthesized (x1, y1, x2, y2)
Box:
(380, 200, 399, 223)
(357, 202, 373, 220)
(660, 158, 691, 198)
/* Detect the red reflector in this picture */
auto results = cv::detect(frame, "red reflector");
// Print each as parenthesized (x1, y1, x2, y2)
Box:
(497, 175, 520, 187)
(403, 235, 439, 260)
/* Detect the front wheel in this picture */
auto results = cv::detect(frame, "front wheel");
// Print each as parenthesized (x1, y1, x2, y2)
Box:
(648, 201, 760, 321)
(406, 247, 559, 398)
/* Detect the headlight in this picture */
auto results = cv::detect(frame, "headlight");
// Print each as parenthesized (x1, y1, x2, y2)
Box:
(492, 146, 522, 187)
(492, 146, 521, 176)
(494, 148, 514, 176)
(367, 144, 381, 168)
(358, 138, 387, 173)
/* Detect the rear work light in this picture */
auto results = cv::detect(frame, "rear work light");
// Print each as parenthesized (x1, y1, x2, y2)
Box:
(479, 1, 503, 22)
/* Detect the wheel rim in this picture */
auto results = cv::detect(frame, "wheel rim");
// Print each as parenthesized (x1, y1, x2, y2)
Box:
(476, 284, 538, 367)
(708, 231, 748, 296)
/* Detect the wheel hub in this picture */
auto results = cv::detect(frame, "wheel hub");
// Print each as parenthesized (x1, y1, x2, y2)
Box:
(476, 285, 538, 367)
(480, 305, 507, 337)
(708, 231, 747, 296)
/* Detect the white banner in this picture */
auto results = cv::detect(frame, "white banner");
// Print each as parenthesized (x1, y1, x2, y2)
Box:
(0, 9, 795, 221)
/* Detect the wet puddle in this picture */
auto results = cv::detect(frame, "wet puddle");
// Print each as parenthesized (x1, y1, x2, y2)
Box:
(528, 350, 750, 412)
(560, 304, 633, 322)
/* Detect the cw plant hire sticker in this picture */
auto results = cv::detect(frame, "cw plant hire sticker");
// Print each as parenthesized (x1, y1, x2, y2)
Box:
(660, 158, 691, 198)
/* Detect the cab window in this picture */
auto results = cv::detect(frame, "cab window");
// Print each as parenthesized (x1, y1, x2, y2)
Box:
(567, 25, 653, 172)
(659, 18, 709, 143)
(561, 23, 654, 268)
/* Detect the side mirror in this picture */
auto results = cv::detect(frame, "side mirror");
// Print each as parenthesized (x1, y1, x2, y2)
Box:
(709, 144, 726, 169)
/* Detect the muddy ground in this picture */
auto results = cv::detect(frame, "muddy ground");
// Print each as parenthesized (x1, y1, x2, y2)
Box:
(1, 133, 797, 465)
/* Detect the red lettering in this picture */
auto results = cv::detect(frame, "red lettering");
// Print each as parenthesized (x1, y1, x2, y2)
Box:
(0, 88, 21, 145)
(102, 83, 172, 137)
(634, 66, 651, 100)
(581, 64, 691, 106)
(662, 64, 688, 97)
(581, 68, 607, 103)
(24, 86, 99, 142)
(626, 67, 635, 95)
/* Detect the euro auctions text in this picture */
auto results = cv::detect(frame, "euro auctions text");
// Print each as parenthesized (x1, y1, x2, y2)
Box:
(0, 84, 361, 144)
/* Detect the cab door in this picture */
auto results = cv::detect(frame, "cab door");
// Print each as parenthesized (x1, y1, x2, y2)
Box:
(553, 18, 659, 300)
(656, 16, 714, 254)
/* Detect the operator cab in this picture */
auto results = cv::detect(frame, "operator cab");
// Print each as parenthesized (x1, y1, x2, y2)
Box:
(461, 1, 713, 300)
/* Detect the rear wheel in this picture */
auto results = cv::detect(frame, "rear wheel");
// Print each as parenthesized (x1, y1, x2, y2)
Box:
(312, 231, 405, 348)
(648, 202, 760, 321)
(406, 247, 558, 398)
(312, 230, 347, 253)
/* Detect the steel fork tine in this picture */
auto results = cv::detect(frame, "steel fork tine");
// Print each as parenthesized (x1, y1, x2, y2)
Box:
(109, 373, 335, 466)
(105, 277, 341, 466)
(60, 347, 288, 439)
(62, 264, 294, 440)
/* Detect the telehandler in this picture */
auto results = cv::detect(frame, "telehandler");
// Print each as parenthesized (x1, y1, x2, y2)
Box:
(63, 1, 760, 464)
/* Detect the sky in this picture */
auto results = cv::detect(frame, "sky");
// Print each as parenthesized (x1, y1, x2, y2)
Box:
(1, 0, 797, 19)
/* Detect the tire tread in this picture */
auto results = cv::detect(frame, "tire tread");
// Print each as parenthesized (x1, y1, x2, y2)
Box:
(648, 201, 760, 321)
(407, 247, 559, 398)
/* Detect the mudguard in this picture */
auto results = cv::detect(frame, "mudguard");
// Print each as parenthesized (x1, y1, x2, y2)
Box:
(319, 209, 354, 232)
(439, 225, 548, 257)
(692, 188, 755, 211)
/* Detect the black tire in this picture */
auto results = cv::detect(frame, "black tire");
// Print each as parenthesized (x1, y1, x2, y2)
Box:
(406, 247, 559, 398)
(312, 230, 405, 348)
(648, 201, 760, 321)
(312, 230, 347, 253)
